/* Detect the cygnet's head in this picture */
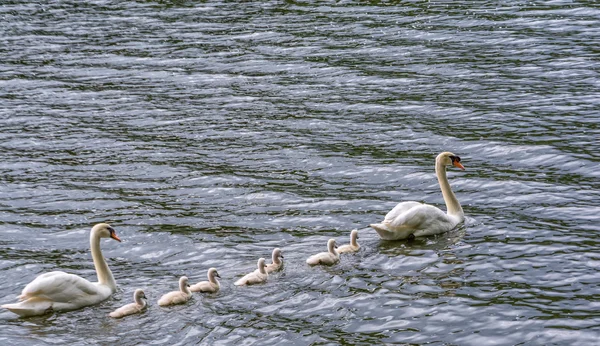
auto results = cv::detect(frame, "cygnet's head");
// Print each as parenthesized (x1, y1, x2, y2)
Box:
(272, 248, 283, 261)
(179, 276, 190, 290)
(91, 223, 121, 242)
(257, 258, 267, 270)
(350, 229, 359, 241)
(327, 238, 337, 252)
(208, 268, 220, 279)
(134, 289, 147, 302)
(436, 152, 465, 170)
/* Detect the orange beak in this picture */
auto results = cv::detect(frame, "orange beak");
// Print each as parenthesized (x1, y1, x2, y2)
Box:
(110, 233, 122, 242)
(453, 161, 465, 170)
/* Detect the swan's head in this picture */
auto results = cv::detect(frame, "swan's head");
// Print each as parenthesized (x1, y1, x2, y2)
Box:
(257, 258, 267, 270)
(91, 223, 121, 242)
(327, 238, 337, 252)
(179, 276, 190, 288)
(208, 268, 220, 279)
(272, 248, 283, 261)
(437, 152, 465, 170)
(134, 289, 147, 301)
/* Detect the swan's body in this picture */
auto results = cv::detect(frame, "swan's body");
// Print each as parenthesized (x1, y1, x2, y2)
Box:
(235, 258, 268, 286)
(158, 276, 191, 306)
(1, 223, 122, 317)
(109, 289, 147, 318)
(190, 268, 220, 293)
(306, 239, 339, 266)
(337, 230, 360, 254)
(370, 152, 465, 240)
(264, 248, 284, 274)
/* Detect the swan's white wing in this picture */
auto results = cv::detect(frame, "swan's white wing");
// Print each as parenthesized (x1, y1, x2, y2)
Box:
(20, 271, 102, 302)
(383, 201, 424, 223)
(388, 203, 450, 230)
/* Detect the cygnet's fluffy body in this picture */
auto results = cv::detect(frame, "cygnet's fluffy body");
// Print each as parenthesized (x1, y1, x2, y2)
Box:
(157, 276, 191, 306)
(235, 258, 268, 286)
(109, 289, 147, 318)
(190, 268, 220, 293)
(306, 239, 339, 266)
(337, 229, 360, 254)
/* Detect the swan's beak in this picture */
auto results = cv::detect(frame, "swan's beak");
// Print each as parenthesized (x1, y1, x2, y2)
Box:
(453, 161, 465, 170)
(216, 273, 221, 278)
(110, 233, 122, 242)
(280, 255, 284, 259)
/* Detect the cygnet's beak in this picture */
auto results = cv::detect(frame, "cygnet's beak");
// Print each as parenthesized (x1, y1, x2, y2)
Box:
(453, 161, 465, 170)
(216, 273, 221, 278)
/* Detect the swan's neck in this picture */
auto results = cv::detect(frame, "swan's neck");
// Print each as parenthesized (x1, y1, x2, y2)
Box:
(209, 273, 219, 285)
(435, 160, 463, 217)
(329, 244, 338, 256)
(258, 264, 267, 275)
(90, 232, 116, 290)
(272, 254, 282, 265)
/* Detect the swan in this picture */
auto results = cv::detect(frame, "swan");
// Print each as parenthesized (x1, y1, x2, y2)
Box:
(157, 276, 192, 306)
(264, 248, 284, 274)
(190, 268, 220, 293)
(370, 152, 465, 240)
(109, 289, 147, 318)
(1, 223, 122, 317)
(234, 258, 268, 286)
(337, 229, 360, 254)
(306, 239, 339, 266)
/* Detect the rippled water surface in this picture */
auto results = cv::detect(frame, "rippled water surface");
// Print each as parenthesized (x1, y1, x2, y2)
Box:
(1, 1, 599, 345)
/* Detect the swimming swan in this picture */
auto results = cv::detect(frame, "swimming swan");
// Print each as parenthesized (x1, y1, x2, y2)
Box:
(235, 258, 268, 286)
(109, 289, 147, 318)
(264, 248, 284, 273)
(190, 268, 220, 293)
(370, 152, 465, 240)
(157, 276, 191, 306)
(1, 223, 122, 317)
(306, 239, 339, 266)
(337, 229, 360, 254)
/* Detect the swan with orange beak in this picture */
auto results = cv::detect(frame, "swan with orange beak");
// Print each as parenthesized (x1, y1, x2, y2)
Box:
(370, 152, 465, 240)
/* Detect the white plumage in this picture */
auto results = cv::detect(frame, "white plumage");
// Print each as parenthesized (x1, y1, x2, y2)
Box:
(157, 276, 192, 306)
(370, 152, 465, 240)
(109, 289, 147, 318)
(306, 239, 339, 266)
(2, 223, 122, 317)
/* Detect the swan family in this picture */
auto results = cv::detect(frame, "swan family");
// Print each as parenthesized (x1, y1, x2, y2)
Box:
(1, 152, 464, 318)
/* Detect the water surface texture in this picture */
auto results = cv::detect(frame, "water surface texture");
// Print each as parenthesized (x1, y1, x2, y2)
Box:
(1, 1, 599, 345)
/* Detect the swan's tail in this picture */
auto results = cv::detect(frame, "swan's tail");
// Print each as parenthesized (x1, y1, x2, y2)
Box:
(2, 299, 53, 317)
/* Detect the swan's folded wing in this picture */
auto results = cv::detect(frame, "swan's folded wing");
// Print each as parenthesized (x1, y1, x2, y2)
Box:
(388, 203, 449, 230)
(20, 272, 100, 302)
(383, 201, 423, 222)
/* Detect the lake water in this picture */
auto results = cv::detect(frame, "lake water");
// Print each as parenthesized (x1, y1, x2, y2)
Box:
(1, 1, 599, 345)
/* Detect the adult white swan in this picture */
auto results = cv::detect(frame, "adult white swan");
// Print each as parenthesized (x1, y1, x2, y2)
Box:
(1, 223, 122, 317)
(370, 152, 465, 240)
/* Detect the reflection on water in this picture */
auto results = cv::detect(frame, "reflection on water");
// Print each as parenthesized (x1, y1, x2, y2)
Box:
(1, 1, 600, 345)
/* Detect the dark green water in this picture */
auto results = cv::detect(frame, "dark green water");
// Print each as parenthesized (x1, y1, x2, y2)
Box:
(1, 1, 599, 345)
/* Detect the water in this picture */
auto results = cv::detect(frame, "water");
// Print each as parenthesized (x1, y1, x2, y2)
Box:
(1, 1, 599, 345)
